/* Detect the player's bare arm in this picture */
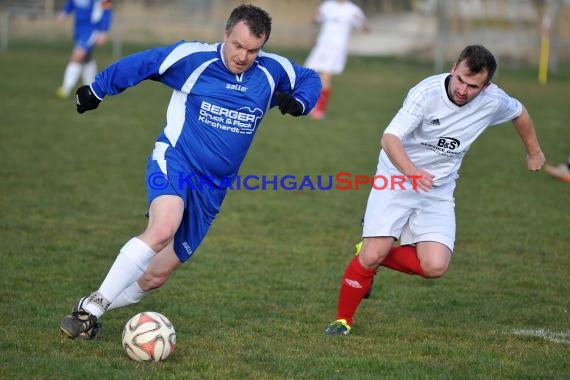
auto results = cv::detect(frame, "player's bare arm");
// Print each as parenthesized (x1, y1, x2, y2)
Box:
(381, 133, 434, 191)
(95, 32, 108, 47)
(56, 12, 67, 23)
(511, 107, 545, 171)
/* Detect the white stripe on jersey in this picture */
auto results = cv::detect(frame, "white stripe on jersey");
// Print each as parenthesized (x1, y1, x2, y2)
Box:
(256, 65, 275, 112)
(165, 91, 187, 148)
(152, 141, 170, 175)
(181, 58, 218, 94)
(90, 0, 103, 24)
(259, 52, 296, 90)
(159, 42, 217, 75)
(164, 56, 218, 147)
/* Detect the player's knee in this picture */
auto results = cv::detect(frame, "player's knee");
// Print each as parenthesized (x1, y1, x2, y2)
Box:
(145, 225, 176, 252)
(359, 239, 393, 268)
(359, 249, 385, 269)
(421, 260, 449, 278)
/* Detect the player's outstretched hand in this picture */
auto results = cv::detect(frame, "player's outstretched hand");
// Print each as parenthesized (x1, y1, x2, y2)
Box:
(76, 85, 101, 114)
(274, 92, 303, 117)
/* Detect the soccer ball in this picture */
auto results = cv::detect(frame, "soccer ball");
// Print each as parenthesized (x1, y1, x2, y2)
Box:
(122, 311, 176, 362)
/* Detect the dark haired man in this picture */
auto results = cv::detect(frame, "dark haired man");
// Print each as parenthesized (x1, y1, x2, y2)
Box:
(59, 4, 321, 340)
(325, 45, 545, 335)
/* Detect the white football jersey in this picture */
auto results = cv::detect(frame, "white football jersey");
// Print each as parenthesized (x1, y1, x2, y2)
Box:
(314, 0, 367, 49)
(380, 73, 523, 185)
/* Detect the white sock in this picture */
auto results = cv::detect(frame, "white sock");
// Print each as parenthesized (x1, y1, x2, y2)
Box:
(107, 281, 147, 311)
(62, 62, 82, 95)
(84, 238, 155, 318)
(82, 60, 98, 85)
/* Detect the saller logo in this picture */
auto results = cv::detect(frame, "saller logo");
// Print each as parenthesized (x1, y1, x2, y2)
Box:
(437, 137, 460, 150)
(182, 242, 193, 255)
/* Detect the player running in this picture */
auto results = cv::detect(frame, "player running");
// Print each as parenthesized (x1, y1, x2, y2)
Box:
(325, 45, 545, 336)
(58, 4, 321, 340)
(56, 0, 113, 99)
(304, 0, 369, 119)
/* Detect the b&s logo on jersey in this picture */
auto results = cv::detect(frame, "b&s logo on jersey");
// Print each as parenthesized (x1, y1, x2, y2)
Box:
(421, 137, 462, 158)
(437, 137, 460, 150)
(199, 101, 263, 135)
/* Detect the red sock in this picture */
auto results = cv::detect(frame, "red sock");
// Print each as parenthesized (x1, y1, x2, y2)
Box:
(336, 256, 376, 326)
(380, 245, 425, 277)
(315, 88, 331, 113)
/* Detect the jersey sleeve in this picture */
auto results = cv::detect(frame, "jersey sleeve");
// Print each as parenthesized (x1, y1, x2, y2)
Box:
(62, 0, 74, 15)
(91, 41, 186, 99)
(383, 83, 425, 138)
(487, 85, 523, 126)
(314, 3, 327, 23)
(95, 0, 113, 32)
(287, 65, 322, 115)
(261, 53, 321, 115)
(352, 6, 367, 29)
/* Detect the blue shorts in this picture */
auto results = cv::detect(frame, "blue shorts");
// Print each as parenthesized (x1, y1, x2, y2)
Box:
(74, 26, 98, 53)
(146, 144, 227, 263)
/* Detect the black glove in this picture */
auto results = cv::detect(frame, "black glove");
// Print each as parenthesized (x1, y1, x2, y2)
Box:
(274, 92, 304, 117)
(76, 85, 101, 114)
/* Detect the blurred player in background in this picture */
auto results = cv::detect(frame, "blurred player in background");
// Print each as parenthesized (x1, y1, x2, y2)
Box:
(55, 0, 113, 99)
(325, 45, 545, 336)
(305, 0, 370, 120)
(58, 4, 321, 340)
(544, 156, 570, 182)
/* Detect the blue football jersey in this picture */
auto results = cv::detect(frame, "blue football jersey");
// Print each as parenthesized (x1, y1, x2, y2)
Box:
(91, 41, 321, 185)
(62, 0, 112, 33)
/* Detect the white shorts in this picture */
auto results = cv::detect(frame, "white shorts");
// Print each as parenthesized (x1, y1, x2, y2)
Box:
(304, 43, 348, 74)
(362, 179, 456, 252)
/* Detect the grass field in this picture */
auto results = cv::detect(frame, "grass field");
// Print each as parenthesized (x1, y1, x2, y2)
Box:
(1, 40, 569, 379)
